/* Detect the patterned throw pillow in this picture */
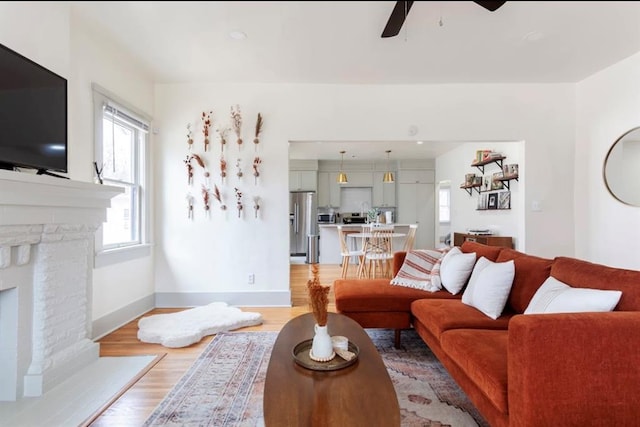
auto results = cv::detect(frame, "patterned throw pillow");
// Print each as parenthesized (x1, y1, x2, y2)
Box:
(390, 249, 447, 292)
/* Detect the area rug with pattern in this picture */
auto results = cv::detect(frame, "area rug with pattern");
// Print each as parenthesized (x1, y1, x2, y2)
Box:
(143, 329, 489, 427)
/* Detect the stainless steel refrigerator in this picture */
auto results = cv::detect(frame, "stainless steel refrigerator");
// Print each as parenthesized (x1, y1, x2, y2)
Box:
(289, 191, 318, 260)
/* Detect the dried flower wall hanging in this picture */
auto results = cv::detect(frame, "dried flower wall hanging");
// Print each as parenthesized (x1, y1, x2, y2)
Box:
(187, 123, 193, 150)
(220, 157, 227, 183)
(230, 105, 243, 149)
(186, 193, 195, 219)
(216, 126, 229, 153)
(236, 158, 243, 180)
(191, 153, 210, 183)
(201, 111, 213, 152)
(253, 113, 263, 151)
(213, 184, 226, 210)
(202, 185, 211, 215)
(184, 155, 194, 185)
(234, 187, 243, 218)
(252, 156, 262, 185)
(253, 196, 261, 219)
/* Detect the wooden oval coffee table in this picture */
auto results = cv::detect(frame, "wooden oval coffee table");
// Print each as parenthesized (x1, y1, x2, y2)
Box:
(263, 312, 400, 426)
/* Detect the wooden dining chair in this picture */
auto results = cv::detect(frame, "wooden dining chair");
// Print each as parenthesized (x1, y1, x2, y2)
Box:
(364, 227, 395, 278)
(337, 225, 365, 279)
(402, 224, 418, 252)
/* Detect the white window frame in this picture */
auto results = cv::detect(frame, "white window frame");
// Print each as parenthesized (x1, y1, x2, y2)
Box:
(93, 83, 152, 267)
(438, 187, 451, 224)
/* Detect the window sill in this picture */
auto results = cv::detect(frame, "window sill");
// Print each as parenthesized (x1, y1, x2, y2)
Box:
(95, 243, 152, 268)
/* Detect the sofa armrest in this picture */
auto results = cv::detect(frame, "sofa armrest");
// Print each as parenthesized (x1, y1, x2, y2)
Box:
(508, 312, 640, 425)
(392, 252, 406, 277)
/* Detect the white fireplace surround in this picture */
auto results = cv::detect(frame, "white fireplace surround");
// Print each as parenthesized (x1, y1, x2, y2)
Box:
(0, 170, 121, 401)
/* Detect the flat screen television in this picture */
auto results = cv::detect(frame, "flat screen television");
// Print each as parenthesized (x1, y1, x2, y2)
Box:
(0, 42, 67, 175)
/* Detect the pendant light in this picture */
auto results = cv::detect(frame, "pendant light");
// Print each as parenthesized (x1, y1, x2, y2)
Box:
(383, 150, 395, 183)
(337, 150, 348, 184)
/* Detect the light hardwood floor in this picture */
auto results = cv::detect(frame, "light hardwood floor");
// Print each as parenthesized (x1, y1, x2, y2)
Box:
(90, 263, 357, 426)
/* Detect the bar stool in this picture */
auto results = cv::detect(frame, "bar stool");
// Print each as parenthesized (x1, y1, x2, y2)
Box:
(337, 225, 365, 278)
(402, 224, 418, 252)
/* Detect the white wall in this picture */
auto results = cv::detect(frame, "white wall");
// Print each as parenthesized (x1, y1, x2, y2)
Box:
(0, 2, 70, 79)
(436, 142, 524, 250)
(575, 52, 640, 270)
(69, 14, 156, 325)
(155, 83, 576, 304)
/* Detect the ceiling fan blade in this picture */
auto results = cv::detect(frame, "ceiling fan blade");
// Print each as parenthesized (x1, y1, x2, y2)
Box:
(473, 1, 507, 12)
(381, 1, 414, 38)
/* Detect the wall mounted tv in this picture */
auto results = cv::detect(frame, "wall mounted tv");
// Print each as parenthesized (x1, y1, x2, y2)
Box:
(0, 42, 67, 176)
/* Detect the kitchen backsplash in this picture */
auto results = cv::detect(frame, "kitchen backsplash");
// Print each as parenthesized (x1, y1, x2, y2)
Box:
(340, 187, 372, 214)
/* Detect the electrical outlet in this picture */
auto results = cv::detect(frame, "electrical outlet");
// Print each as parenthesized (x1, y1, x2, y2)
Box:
(248, 274, 255, 285)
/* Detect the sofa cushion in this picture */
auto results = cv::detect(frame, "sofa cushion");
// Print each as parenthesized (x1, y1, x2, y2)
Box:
(439, 247, 476, 295)
(334, 279, 459, 313)
(440, 329, 509, 414)
(551, 257, 640, 311)
(497, 248, 553, 314)
(460, 241, 503, 261)
(524, 276, 622, 314)
(462, 257, 515, 320)
(411, 299, 512, 340)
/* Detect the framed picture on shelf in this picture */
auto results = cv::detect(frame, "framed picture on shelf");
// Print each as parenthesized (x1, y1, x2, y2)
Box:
(477, 193, 487, 210)
(488, 193, 498, 210)
(499, 191, 511, 209)
(482, 175, 491, 192)
(491, 172, 504, 190)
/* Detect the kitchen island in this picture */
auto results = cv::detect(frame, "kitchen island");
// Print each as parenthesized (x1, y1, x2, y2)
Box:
(318, 224, 413, 264)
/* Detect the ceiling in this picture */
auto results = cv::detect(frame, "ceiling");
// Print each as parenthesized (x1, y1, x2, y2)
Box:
(70, 1, 640, 159)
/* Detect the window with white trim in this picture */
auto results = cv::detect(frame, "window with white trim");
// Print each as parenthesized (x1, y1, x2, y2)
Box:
(93, 85, 151, 265)
(439, 187, 451, 223)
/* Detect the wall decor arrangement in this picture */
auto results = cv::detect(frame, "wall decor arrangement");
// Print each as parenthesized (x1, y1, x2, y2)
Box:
(253, 157, 262, 185)
(213, 184, 226, 210)
(182, 105, 264, 220)
(201, 111, 212, 152)
(231, 105, 243, 148)
(253, 113, 263, 151)
(461, 150, 518, 211)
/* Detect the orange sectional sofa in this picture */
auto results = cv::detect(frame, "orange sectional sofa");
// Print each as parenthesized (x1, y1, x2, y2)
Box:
(333, 241, 640, 427)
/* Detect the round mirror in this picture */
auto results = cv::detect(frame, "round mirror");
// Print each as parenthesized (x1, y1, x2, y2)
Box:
(603, 126, 640, 206)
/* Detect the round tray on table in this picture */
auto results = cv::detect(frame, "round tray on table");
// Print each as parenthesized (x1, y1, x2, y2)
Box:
(292, 339, 359, 371)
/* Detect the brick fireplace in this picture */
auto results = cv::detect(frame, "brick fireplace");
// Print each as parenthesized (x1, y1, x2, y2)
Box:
(0, 170, 120, 401)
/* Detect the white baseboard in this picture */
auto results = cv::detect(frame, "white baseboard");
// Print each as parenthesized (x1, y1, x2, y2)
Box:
(91, 291, 291, 340)
(155, 290, 292, 308)
(91, 294, 155, 340)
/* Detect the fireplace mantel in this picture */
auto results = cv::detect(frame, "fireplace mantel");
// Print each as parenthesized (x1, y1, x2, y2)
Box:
(0, 170, 122, 401)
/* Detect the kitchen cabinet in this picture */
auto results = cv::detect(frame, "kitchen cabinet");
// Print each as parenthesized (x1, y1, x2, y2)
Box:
(317, 172, 341, 207)
(340, 172, 373, 187)
(373, 172, 396, 207)
(397, 182, 435, 250)
(289, 170, 317, 191)
(397, 169, 435, 184)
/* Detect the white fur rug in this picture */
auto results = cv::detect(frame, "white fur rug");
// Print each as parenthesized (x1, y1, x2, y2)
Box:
(137, 302, 263, 348)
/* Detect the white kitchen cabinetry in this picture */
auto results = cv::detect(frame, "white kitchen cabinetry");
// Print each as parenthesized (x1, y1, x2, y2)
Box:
(341, 172, 373, 187)
(397, 169, 435, 184)
(317, 172, 341, 207)
(373, 172, 396, 207)
(397, 168, 435, 249)
(289, 170, 317, 191)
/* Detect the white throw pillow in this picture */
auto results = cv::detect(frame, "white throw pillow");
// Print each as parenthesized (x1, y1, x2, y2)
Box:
(439, 247, 477, 295)
(524, 276, 622, 314)
(462, 257, 515, 319)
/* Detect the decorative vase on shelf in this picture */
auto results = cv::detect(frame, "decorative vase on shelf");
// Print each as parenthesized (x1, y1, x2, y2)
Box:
(310, 323, 335, 362)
